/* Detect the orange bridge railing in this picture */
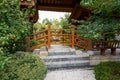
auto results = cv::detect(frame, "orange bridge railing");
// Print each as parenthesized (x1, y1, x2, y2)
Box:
(26, 26, 92, 51)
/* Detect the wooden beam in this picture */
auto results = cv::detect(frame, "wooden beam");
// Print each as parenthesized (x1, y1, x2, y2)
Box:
(20, 0, 35, 6)
(69, 5, 91, 22)
(69, 5, 82, 21)
(37, 5, 73, 12)
(33, 10, 39, 23)
(76, 0, 81, 5)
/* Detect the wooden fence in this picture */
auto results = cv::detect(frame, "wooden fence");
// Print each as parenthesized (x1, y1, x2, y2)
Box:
(92, 32, 120, 55)
(26, 25, 92, 51)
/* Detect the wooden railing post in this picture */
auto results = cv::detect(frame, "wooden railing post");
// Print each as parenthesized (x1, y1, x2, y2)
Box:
(71, 25, 75, 48)
(62, 29, 64, 45)
(26, 37, 31, 52)
(87, 39, 92, 50)
(47, 26, 51, 49)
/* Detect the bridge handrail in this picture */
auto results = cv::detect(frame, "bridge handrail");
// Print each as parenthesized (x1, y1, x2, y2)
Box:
(74, 35, 92, 50)
(26, 26, 92, 51)
(31, 29, 48, 36)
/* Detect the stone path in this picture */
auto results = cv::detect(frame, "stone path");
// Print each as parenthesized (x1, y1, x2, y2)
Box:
(48, 45, 76, 56)
(43, 45, 95, 80)
(33, 45, 120, 80)
(40, 45, 91, 70)
(45, 68, 96, 80)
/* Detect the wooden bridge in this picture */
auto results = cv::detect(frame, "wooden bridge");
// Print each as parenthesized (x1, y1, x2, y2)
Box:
(26, 25, 92, 51)
(25, 27, 120, 56)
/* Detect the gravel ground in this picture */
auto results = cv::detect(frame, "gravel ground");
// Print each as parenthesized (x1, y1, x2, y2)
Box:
(45, 68, 96, 80)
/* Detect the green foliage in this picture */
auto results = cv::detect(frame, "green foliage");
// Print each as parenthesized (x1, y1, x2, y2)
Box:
(0, 0, 31, 53)
(33, 18, 52, 32)
(75, 16, 120, 40)
(51, 19, 61, 29)
(75, 0, 120, 40)
(33, 18, 61, 33)
(81, 0, 120, 19)
(0, 52, 47, 80)
(30, 39, 39, 46)
(42, 18, 52, 26)
(75, 20, 102, 40)
(95, 61, 120, 80)
(21, 0, 32, 1)
(81, 0, 120, 13)
(0, 48, 11, 70)
(33, 13, 71, 33)
(33, 22, 46, 32)
(60, 13, 71, 29)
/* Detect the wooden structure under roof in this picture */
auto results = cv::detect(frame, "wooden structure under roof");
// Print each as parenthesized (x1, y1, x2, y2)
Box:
(20, 0, 91, 23)
(37, 0, 80, 12)
(69, 5, 91, 24)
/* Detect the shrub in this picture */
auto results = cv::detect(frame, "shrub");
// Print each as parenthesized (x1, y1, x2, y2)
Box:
(0, 48, 11, 70)
(30, 39, 39, 46)
(0, 0, 32, 53)
(94, 61, 120, 80)
(0, 52, 47, 80)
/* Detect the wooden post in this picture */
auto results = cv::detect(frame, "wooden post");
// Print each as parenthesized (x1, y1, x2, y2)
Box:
(111, 48, 116, 55)
(62, 29, 64, 45)
(71, 25, 75, 48)
(45, 30, 48, 46)
(47, 26, 51, 49)
(87, 39, 92, 50)
(26, 37, 31, 52)
(100, 48, 106, 56)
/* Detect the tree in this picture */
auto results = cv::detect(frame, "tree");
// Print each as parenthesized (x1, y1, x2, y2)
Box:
(0, 0, 31, 53)
(42, 18, 52, 26)
(75, 0, 120, 40)
(60, 13, 71, 29)
(33, 19, 61, 33)
(33, 22, 44, 32)
(81, 0, 120, 17)
(51, 19, 61, 29)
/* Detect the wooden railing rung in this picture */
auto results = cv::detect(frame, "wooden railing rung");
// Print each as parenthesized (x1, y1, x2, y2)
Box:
(35, 36, 47, 40)
(51, 34, 71, 36)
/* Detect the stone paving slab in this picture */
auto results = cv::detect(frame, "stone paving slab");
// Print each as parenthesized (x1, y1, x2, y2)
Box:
(48, 45, 76, 56)
(48, 45, 75, 52)
(45, 69, 96, 80)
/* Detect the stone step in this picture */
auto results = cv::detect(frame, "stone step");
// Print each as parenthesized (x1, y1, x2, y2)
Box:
(33, 49, 40, 55)
(48, 45, 76, 56)
(48, 51, 76, 56)
(41, 55, 89, 62)
(37, 45, 91, 70)
(46, 60, 90, 70)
